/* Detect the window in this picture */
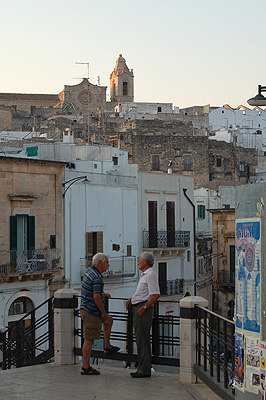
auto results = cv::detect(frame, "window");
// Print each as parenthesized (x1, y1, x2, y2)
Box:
(158, 262, 167, 295)
(86, 231, 103, 258)
(184, 155, 191, 171)
(50, 235, 56, 249)
(187, 251, 191, 262)
(151, 155, 160, 171)
(10, 215, 35, 254)
(148, 201, 157, 247)
(112, 156, 118, 166)
(158, 106, 162, 112)
(166, 202, 175, 247)
(216, 157, 222, 167)
(94, 164, 97, 169)
(8, 297, 34, 316)
(197, 205, 205, 219)
(127, 245, 132, 257)
(123, 82, 128, 96)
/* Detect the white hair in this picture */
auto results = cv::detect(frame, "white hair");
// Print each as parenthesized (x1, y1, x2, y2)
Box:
(92, 253, 108, 266)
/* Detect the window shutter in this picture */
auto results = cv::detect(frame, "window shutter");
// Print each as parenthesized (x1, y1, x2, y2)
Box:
(27, 216, 35, 250)
(202, 206, 205, 219)
(86, 232, 93, 257)
(97, 232, 103, 253)
(10, 216, 17, 250)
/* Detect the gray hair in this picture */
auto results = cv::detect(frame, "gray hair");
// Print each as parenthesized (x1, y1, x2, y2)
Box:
(140, 252, 154, 267)
(92, 253, 108, 266)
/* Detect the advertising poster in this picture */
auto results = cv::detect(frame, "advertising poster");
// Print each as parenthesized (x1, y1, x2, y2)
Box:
(235, 219, 261, 333)
(261, 342, 266, 399)
(246, 336, 260, 391)
(235, 332, 244, 390)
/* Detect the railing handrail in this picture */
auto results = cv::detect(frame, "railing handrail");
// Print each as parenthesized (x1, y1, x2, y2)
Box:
(75, 295, 180, 304)
(196, 305, 235, 325)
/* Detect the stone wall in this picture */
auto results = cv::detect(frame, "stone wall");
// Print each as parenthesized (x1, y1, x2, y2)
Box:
(0, 106, 13, 130)
(0, 93, 59, 113)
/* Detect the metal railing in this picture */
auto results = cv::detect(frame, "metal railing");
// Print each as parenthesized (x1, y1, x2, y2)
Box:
(0, 249, 60, 274)
(159, 279, 184, 296)
(1, 297, 54, 369)
(195, 306, 235, 399)
(143, 230, 190, 248)
(75, 297, 181, 366)
(80, 256, 136, 279)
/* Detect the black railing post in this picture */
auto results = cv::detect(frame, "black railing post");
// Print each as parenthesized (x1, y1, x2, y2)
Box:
(48, 297, 53, 350)
(30, 310, 36, 363)
(1, 330, 7, 370)
(209, 313, 214, 377)
(216, 317, 220, 383)
(127, 305, 133, 356)
(152, 301, 160, 356)
(104, 296, 109, 314)
(15, 321, 22, 368)
(223, 319, 228, 389)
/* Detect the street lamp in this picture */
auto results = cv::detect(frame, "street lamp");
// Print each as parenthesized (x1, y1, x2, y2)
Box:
(203, 252, 226, 269)
(247, 85, 266, 106)
(62, 176, 90, 198)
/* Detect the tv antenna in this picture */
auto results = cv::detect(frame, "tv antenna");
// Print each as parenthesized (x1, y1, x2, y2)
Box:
(75, 62, 89, 80)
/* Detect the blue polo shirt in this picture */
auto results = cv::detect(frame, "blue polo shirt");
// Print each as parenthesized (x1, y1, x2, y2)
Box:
(80, 266, 104, 317)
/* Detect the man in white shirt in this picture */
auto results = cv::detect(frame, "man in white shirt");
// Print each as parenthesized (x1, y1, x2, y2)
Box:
(126, 252, 160, 378)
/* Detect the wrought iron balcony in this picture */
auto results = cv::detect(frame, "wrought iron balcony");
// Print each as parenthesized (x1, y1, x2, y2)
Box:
(80, 256, 136, 279)
(0, 249, 61, 274)
(143, 230, 190, 249)
(159, 279, 184, 296)
(217, 270, 235, 285)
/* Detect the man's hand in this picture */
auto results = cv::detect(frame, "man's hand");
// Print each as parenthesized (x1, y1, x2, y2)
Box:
(126, 298, 131, 309)
(137, 306, 146, 317)
(104, 292, 111, 299)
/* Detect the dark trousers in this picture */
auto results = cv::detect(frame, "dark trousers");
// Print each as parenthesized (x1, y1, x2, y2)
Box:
(132, 303, 154, 375)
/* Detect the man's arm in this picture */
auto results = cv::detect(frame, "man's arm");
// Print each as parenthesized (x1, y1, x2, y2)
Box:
(93, 293, 107, 318)
(137, 294, 160, 317)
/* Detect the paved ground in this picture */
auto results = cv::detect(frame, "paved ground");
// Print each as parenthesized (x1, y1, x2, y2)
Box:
(0, 361, 221, 400)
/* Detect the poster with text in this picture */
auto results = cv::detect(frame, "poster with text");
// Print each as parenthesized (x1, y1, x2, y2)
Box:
(261, 342, 266, 398)
(235, 332, 244, 390)
(246, 336, 260, 391)
(235, 219, 261, 333)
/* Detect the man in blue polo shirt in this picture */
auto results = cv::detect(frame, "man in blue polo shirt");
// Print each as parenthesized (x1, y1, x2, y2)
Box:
(80, 253, 119, 375)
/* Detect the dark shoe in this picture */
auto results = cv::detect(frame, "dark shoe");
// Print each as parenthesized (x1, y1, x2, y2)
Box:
(81, 366, 100, 375)
(130, 372, 151, 378)
(104, 345, 120, 355)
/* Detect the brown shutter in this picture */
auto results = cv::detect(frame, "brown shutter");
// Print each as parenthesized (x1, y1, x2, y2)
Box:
(97, 232, 103, 253)
(86, 232, 93, 257)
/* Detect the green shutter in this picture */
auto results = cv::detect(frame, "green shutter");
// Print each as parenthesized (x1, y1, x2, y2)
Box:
(50, 235, 56, 249)
(27, 216, 35, 250)
(26, 146, 38, 157)
(202, 205, 205, 219)
(10, 216, 17, 250)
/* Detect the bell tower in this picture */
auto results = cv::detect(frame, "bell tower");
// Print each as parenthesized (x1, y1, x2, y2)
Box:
(110, 54, 134, 103)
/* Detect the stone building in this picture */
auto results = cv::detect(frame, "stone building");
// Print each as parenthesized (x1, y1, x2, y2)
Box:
(209, 207, 235, 318)
(0, 156, 65, 329)
(0, 106, 13, 130)
(110, 54, 134, 103)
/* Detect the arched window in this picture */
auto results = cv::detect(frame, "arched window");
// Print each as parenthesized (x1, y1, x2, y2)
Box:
(8, 296, 34, 316)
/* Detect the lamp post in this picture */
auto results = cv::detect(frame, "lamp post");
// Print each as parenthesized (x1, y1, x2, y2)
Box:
(62, 176, 89, 198)
(247, 85, 266, 106)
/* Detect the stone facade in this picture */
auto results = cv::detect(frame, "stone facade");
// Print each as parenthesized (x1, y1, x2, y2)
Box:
(0, 106, 13, 130)
(110, 54, 134, 103)
(0, 93, 59, 113)
(0, 156, 65, 290)
(209, 208, 235, 318)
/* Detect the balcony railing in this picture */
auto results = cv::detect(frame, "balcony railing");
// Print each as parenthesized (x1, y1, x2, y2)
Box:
(143, 230, 190, 249)
(217, 270, 235, 285)
(159, 279, 184, 296)
(80, 256, 136, 279)
(0, 249, 61, 274)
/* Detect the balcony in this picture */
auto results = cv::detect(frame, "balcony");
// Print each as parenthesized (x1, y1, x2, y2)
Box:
(159, 279, 184, 296)
(0, 249, 61, 279)
(80, 256, 136, 279)
(217, 270, 235, 285)
(143, 231, 190, 249)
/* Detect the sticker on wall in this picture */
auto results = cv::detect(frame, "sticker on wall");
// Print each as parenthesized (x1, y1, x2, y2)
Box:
(261, 342, 266, 399)
(246, 336, 260, 392)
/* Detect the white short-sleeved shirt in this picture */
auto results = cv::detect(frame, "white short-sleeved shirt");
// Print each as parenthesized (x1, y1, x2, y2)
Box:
(131, 268, 160, 304)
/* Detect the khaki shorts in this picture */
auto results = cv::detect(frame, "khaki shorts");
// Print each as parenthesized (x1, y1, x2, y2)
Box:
(80, 310, 102, 340)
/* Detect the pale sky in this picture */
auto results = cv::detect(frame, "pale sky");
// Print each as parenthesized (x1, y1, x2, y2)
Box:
(1, 0, 265, 108)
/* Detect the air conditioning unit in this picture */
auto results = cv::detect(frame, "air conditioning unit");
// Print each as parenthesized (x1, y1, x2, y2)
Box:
(14, 302, 24, 314)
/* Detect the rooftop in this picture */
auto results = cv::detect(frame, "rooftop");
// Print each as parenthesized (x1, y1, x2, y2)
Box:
(1, 362, 220, 400)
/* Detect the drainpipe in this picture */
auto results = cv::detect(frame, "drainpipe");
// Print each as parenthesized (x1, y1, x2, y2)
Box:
(183, 188, 196, 295)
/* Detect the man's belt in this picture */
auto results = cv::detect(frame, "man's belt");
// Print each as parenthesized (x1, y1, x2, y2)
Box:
(132, 301, 148, 307)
